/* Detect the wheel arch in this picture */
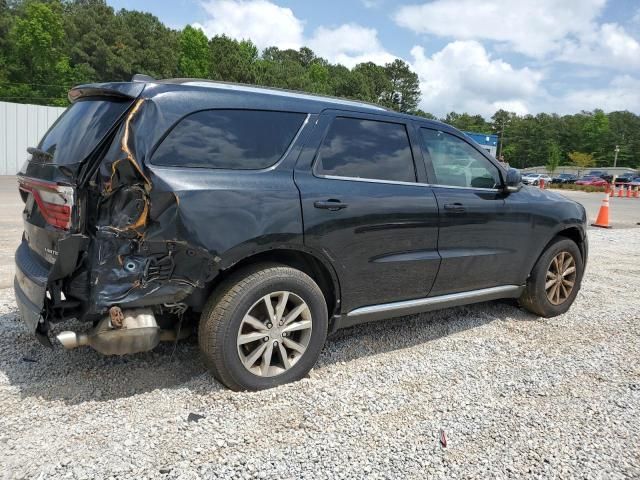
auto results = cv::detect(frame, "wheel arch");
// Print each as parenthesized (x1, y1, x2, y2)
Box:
(527, 225, 587, 281)
(199, 246, 342, 318)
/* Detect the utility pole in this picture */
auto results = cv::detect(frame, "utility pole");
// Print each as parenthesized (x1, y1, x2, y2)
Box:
(613, 145, 619, 168)
(496, 119, 506, 161)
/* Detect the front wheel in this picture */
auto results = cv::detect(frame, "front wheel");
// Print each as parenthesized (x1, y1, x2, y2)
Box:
(198, 264, 328, 391)
(519, 237, 584, 317)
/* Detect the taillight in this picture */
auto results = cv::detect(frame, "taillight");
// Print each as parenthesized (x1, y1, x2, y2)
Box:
(18, 177, 74, 230)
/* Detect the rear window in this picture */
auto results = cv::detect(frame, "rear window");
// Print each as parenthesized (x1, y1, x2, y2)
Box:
(36, 98, 131, 165)
(315, 117, 416, 183)
(150, 110, 306, 169)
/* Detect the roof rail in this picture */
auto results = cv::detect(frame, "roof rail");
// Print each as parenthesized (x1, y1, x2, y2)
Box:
(157, 78, 390, 111)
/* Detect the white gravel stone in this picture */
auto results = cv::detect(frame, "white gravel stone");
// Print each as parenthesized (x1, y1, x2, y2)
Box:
(0, 228, 639, 479)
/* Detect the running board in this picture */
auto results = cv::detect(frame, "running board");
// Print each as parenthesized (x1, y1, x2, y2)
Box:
(336, 285, 523, 329)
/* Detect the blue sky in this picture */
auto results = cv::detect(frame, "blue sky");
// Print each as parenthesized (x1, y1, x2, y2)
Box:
(107, 0, 640, 117)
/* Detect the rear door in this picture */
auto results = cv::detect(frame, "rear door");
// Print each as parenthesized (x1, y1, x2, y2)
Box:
(417, 127, 524, 296)
(295, 110, 440, 313)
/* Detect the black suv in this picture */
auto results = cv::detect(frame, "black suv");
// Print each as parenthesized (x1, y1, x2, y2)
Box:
(15, 78, 588, 390)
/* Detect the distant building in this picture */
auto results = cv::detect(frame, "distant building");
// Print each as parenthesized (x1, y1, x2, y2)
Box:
(464, 131, 498, 158)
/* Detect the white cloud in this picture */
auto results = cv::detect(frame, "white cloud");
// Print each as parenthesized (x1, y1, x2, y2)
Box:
(557, 75, 640, 113)
(195, 0, 304, 50)
(195, 1, 395, 67)
(409, 41, 543, 116)
(308, 24, 396, 68)
(558, 23, 640, 70)
(395, 0, 640, 72)
(395, 0, 605, 58)
(361, 0, 383, 8)
(191, 0, 640, 117)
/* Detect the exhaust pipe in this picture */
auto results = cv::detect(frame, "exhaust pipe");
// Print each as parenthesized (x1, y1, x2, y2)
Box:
(56, 309, 161, 355)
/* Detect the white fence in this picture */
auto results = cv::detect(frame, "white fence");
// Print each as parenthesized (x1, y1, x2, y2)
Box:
(0, 101, 66, 175)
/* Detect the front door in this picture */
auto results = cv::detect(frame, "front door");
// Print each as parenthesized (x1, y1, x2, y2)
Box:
(295, 111, 440, 313)
(418, 127, 524, 296)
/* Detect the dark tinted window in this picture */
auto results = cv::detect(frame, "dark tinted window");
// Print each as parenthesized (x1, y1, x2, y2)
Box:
(151, 110, 306, 169)
(315, 117, 415, 183)
(420, 129, 501, 189)
(37, 99, 131, 165)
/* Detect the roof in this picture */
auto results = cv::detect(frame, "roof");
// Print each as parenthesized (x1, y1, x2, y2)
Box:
(159, 78, 389, 112)
(70, 76, 452, 131)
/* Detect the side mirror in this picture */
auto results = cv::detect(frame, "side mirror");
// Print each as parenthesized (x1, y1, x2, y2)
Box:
(503, 168, 521, 193)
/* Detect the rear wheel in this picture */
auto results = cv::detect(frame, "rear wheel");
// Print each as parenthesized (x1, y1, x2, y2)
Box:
(519, 237, 584, 317)
(198, 264, 328, 391)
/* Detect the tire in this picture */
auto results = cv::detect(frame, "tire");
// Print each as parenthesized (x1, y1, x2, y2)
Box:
(198, 264, 328, 391)
(519, 237, 584, 317)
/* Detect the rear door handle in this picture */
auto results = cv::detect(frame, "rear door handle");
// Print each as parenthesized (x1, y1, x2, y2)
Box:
(314, 199, 348, 211)
(443, 202, 465, 213)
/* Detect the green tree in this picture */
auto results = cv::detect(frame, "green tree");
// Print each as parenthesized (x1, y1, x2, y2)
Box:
(209, 35, 258, 83)
(444, 112, 491, 132)
(382, 59, 420, 113)
(582, 109, 611, 165)
(568, 151, 594, 174)
(546, 142, 561, 174)
(4, 0, 72, 104)
(352, 62, 392, 104)
(115, 9, 180, 79)
(64, 0, 121, 81)
(178, 25, 209, 78)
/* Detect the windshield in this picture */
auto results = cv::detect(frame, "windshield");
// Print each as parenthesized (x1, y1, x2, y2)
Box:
(34, 98, 132, 165)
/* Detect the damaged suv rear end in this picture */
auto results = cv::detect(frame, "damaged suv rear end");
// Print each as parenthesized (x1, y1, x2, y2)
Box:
(15, 80, 223, 355)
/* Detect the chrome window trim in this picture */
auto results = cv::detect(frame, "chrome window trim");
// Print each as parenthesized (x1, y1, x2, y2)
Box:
(315, 173, 501, 192)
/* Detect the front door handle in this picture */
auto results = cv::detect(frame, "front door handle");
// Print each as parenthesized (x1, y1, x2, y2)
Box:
(314, 199, 348, 211)
(443, 202, 466, 213)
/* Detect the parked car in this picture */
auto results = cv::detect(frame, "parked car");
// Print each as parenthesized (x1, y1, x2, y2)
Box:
(614, 172, 638, 184)
(551, 173, 578, 184)
(15, 76, 588, 391)
(522, 173, 552, 186)
(629, 177, 640, 187)
(587, 170, 613, 183)
(575, 176, 608, 187)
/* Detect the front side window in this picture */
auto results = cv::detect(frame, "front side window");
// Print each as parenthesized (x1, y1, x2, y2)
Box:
(420, 129, 501, 189)
(151, 109, 306, 169)
(315, 117, 416, 183)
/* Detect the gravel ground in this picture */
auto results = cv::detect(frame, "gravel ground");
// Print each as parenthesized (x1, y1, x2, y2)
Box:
(1, 228, 639, 479)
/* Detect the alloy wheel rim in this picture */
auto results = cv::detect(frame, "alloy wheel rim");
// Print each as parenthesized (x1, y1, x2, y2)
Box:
(545, 251, 577, 305)
(236, 291, 312, 377)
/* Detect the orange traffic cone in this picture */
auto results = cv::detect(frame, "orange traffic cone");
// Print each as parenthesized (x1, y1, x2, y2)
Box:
(618, 187, 624, 197)
(627, 187, 632, 198)
(609, 187, 615, 197)
(634, 188, 639, 199)
(591, 194, 612, 228)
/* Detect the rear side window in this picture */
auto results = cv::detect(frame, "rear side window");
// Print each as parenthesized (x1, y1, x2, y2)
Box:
(151, 110, 306, 169)
(36, 98, 131, 165)
(315, 117, 416, 183)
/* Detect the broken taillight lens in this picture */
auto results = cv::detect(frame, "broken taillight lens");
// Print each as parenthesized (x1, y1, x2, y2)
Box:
(18, 177, 74, 230)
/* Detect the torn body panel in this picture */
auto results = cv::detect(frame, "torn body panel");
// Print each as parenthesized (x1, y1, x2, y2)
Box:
(83, 92, 307, 318)
(85, 99, 217, 315)
(17, 82, 311, 338)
